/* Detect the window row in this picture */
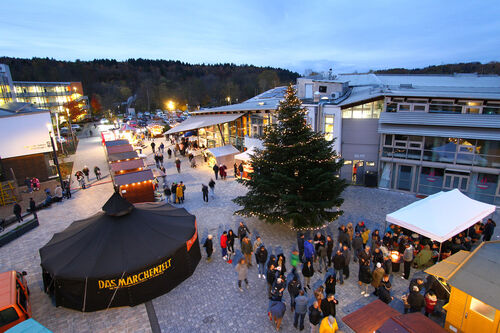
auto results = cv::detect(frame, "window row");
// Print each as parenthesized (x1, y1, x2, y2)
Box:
(385, 99, 500, 115)
(342, 100, 383, 119)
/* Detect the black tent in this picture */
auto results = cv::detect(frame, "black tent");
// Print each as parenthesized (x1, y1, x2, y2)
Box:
(39, 193, 201, 312)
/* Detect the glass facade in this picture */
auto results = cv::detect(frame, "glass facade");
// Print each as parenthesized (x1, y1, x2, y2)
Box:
(342, 100, 383, 119)
(13, 83, 78, 113)
(324, 115, 334, 141)
(385, 97, 500, 115)
(380, 134, 500, 204)
(197, 114, 252, 150)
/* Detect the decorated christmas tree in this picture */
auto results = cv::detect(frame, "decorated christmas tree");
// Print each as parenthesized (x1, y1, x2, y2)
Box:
(233, 84, 347, 230)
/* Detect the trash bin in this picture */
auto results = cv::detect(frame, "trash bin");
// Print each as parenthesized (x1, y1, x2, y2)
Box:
(364, 171, 378, 187)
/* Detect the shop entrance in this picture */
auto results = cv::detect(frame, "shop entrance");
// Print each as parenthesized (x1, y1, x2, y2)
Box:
(396, 164, 414, 191)
(444, 170, 469, 191)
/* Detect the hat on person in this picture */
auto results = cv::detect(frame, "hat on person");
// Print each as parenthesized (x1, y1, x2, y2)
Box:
(413, 285, 419, 292)
(376, 262, 382, 268)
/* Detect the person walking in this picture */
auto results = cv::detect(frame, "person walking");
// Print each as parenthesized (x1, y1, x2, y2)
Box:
(13, 202, 23, 223)
(235, 258, 249, 291)
(371, 262, 385, 296)
(317, 241, 328, 274)
(402, 243, 414, 280)
(171, 182, 177, 203)
(483, 218, 496, 241)
(256, 245, 268, 279)
(378, 275, 393, 304)
(304, 239, 315, 263)
(94, 166, 101, 180)
(309, 301, 322, 333)
(213, 164, 219, 180)
(341, 244, 351, 279)
(177, 181, 185, 203)
(159, 142, 164, 153)
(233, 163, 238, 178)
(208, 178, 215, 198)
(203, 235, 214, 261)
(82, 166, 90, 182)
(325, 275, 336, 296)
(288, 275, 302, 311)
(241, 236, 253, 267)
(326, 236, 334, 267)
(202, 184, 209, 202)
(302, 260, 314, 290)
(319, 315, 338, 333)
(175, 158, 181, 173)
(297, 233, 305, 262)
(151, 141, 156, 153)
(352, 232, 363, 263)
(332, 250, 345, 284)
(320, 294, 338, 318)
(28, 198, 36, 215)
(220, 231, 228, 261)
(164, 185, 172, 203)
(359, 261, 372, 296)
(167, 147, 172, 159)
(227, 229, 236, 263)
(294, 290, 308, 330)
(238, 221, 251, 246)
(238, 163, 244, 178)
(270, 300, 286, 331)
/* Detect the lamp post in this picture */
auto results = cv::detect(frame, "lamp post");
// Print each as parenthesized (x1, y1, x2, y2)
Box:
(47, 124, 65, 190)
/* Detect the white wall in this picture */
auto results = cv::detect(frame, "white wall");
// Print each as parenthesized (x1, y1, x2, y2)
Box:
(0, 112, 53, 159)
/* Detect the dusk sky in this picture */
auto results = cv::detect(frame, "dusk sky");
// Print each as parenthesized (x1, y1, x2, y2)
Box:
(2, 0, 500, 74)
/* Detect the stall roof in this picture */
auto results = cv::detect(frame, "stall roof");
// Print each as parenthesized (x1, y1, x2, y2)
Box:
(234, 146, 257, 162)
(342, 300, 400, 333)
(108, 151, 139, 162)
(114, 169, 154, 186)
(104, 139, 129, 147)
(447, 241, 500, 310)
(5, 318, 52, 333)
(110, 159, 145, 172)
(166, 113, 243, 134)
(207, 145, 240, 158)
(386, 189, 496, 243)
(425, 250, 470, 280)
(377, 313, 447, 333)
(106, 144, 134, 155)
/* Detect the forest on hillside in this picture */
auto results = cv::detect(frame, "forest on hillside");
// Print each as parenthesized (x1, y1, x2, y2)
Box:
(375, 61, 500, 75)
(0, 57, 299, 113)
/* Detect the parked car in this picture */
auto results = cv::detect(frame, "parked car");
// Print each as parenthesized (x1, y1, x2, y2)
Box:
(0, 271, 31, 332)
(71, 124, 81, 131)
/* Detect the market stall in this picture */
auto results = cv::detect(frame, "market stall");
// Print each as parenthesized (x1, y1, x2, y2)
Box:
(147, 123, 164, 137)
(39, 193, 201, 312)
(205, 145, 240, 168)
(110, 159, 146, 175)
(108, 151, 140, 163)
(234, 146, 256, 179)
(106, 144, 134, 155)
(114, 169, 155, 203)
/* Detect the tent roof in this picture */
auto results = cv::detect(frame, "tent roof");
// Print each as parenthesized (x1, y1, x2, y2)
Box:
(166, 113, 243, 134)
(102, 192, 134, 216)
(119, 124, 136, 131)
(39, 200, 196, 279)
(207, 145, 240, 158)
(386, 189, 496, 242)
(342, 300, 400, 333)
(425, 250, 470, 280)
(234, 146, 256, 162)
(114, 169, 154, 186)
(447, 241, 500, 310)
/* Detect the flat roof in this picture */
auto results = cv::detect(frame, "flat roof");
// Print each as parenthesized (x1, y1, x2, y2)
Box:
(104, 139, 129, 147)
(108, 151, 139, 162)
(114, 169, 154, 186)
(106, 144, 134, 155)
(110, 159, 145, 172)
(342, 300, 400, 333)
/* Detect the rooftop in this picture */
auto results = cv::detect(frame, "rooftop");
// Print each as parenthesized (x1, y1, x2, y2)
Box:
(0, 102, 49, 117)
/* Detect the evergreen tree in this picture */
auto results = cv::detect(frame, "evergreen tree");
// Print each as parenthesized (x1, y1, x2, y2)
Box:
(233, 85, 347, 230)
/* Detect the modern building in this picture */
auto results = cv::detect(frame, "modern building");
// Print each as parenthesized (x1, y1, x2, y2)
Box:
(167, 72, 500, 205)
(0, 63, 89, 120)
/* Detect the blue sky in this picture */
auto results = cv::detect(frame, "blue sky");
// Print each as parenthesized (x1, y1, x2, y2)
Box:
(1, 0, 499, 74)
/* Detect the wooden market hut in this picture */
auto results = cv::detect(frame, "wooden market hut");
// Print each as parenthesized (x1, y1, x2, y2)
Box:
(425, 241, 500, 333)
(110, 159, 146, 175)
(108, 151, 139, 163)
(106, 144, 134, 155)
(114, 169, 155, 203)
(104, 139, 129, 147)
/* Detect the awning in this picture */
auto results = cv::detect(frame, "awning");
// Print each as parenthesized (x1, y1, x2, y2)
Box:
(386, 189, 496, 243)
(235, 146, 258, 162)
(207, 145, 240, 158)
(425, 250, 470, 280)
(166, 113, 244, 134)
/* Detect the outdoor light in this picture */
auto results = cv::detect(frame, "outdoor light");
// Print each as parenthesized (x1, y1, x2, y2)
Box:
(390, 251, 400, 263)
(46, 123, 52, 132)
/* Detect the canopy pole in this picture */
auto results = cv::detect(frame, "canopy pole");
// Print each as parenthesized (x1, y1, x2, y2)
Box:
(384, 220, 387, 233)
(82, 277, 88, 312)
(437, 242, 442, 262)
(106, 271, 126, 311)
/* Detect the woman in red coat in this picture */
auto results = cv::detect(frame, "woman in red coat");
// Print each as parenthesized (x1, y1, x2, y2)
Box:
(220, 231, 228, 261)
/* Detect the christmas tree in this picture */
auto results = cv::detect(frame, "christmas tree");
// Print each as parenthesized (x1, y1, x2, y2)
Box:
(233, 84, 347, 230)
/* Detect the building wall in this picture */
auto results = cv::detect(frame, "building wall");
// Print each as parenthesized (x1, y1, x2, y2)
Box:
(0, 64, 15, 106)
(340, 119, 380, 183)
(1, 153, 51, 185)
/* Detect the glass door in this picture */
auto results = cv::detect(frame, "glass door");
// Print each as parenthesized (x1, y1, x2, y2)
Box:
(396, 165, 414, 191)
(443, 171, 469, 191)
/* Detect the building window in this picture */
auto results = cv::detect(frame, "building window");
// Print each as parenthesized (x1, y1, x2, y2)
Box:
(319, 86, 327, 93)
(418, 167, 444, 195)
(324, 115, 334, 141)
(366, 161, 376, 167)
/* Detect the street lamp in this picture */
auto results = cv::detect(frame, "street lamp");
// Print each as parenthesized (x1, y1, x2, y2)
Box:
(226, 96, 231, 105)
(47, 123, 65, 191)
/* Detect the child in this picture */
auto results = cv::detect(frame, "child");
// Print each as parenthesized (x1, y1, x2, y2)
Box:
(424, 291, 437, 317)
(220, 231, 228, 261)
(203, 235, 213, 262)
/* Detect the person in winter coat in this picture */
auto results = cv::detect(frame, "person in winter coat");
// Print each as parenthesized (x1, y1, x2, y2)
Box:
(403, 243, 414, 280)
(235, 258, 249, 291)
(358, 246, 372, 266)
(290, 250, 300, 269)
(352, 232, 364, 262)
(176, 182, 184, 203)
(361, 229, 371, 246)
(151, 141, 156, 152)
(219, 164, 225, 180)
(163, 185, 172, 203)
(233, 163, 238, 177)
(167, 147, 172, 159)
(309, 301, 322, 332)
(269, 300, 286, 331)
(302, 260, 314, 290)
(208, 178, 215, 198)
(294, 290, 308, 330)
(346, 222, 354, 244)
(325, 275, 336, 296)
(266, 264, 277, 297)
(13, 202, 23, 223)
(359, 261, 372, 296)
(94, 166, 101, 180)
(28, 198, 36, 214)
(326, 236, 334, 267)
(406, 286, 425, 313)
(314, 233, 326, 257)
(317, 241, 328, 273)
(342, 245, 351, 279)
(255, 245, 268, 279)
(201, 184, 209, 202)
(383, 255, 393, 276)
(338, 225, 350, 248)
(483, 218, 496, 241)
(241, 236, 253, 267)
(378, 275, 393, 304)
(203, 235, 213, 261)
(319, 315, 338, 333)
(304, 239, 315, 262)
(276, 253, 287, 275)
(253, 236, 263, 253)
(171, 183, 177, 203)
(175, 158, 181, 173)
(332, 251, 346, 284)
(220, 231, 228, 261)
(287, 275, 302, 311)
(297, 233, 305, 260)
(82, 166, 90, 182)
(320, 294, 338, 318)
(371, 263, 385, 295)
(226, 229, 236, 262)
(212, 164, 219, 180)
(424, 291, 437, 316)
(355, 221, 366, 234)
(237, 221, 251, 246)
(372, 248, 384, 265)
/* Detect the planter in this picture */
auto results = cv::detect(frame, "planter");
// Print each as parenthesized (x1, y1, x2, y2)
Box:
(0, 218, 39, 248)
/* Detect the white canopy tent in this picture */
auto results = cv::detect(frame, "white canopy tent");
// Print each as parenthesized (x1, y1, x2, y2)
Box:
(386, 189, 496, 243)
(234, 146, 257, 162)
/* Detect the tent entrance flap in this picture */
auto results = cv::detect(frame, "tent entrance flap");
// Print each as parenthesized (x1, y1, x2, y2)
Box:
(166, 113, 244, 134)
